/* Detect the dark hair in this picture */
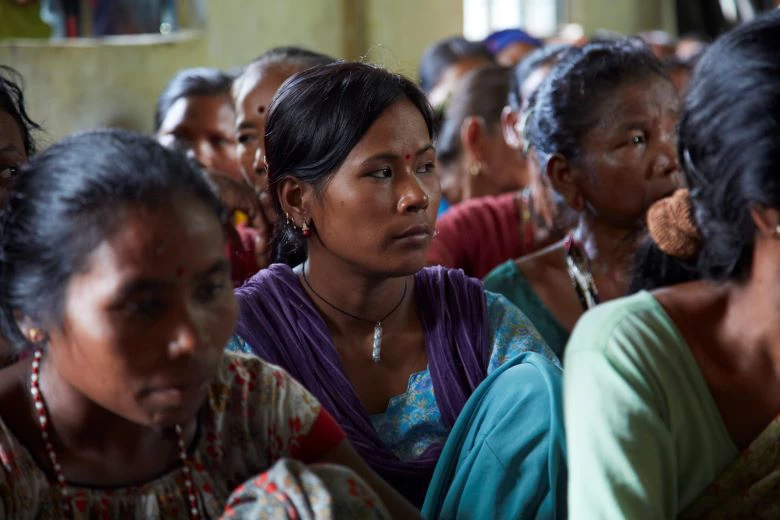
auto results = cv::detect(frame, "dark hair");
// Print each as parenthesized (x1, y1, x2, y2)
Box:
(0, 129, 224, 352)
(418, 36, 494, 94)
(265, 62, 436, 266)
(630, 11, 780, 291)
(437, 65, 510, 166)
(248, 46, 335, 71)
(508, 44, 570, 110)
(0, 66, 41, 156)
(154, 67, 235, 131)
(527, 38, 667, 167)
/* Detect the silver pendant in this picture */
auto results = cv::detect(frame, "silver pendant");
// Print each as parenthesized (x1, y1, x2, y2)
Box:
(372, 322, 382, 364)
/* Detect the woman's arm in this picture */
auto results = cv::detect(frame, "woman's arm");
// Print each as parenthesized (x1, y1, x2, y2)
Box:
(318, 440, 421, 520)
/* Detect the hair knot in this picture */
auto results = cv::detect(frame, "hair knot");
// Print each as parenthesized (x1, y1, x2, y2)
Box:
(647, 189, 701, 259)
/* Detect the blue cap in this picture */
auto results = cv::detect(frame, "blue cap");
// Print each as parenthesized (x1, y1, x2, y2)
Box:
(484, 29, 543, 54)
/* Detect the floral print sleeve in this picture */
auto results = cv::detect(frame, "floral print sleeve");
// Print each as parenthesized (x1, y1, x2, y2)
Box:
(485, 291, 561, 373)
(213, 353, 346, 468)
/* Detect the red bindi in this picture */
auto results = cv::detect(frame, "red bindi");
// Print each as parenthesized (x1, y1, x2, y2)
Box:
(404, 153, 411, 161)
(258, 105, 266, 114)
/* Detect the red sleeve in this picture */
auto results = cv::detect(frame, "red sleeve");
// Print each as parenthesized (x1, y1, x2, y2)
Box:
(289, 408, 346, 463)
(428, 209, 465, 269)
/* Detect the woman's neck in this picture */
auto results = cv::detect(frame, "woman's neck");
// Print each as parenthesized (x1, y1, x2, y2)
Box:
(573, 214, 642, 294)
(300, 251, 413, 335)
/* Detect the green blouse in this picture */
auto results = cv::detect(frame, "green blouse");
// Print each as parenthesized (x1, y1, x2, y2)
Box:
(564, 291, 738, 519)
(483, 260, 570, 360)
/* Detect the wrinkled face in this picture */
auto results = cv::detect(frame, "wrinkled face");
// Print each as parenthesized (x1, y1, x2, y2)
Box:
(157, 94, 242, 182)
(46, 193, 237, 428)
(308, 100, 440, 276)
(234, 67, 295, 194)
(0, 111, 26, 207)
(575, 76, 681, 227)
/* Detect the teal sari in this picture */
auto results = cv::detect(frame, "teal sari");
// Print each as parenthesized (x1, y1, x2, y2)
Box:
(422, 351, 567, 519)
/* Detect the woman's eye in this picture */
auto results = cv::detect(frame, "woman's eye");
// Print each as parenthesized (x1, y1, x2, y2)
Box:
(0, 165, 19, 181)
(368, 167, 393, 179)
(238, 134, 256, 145)
(125, 298, 165, 317)
(416, 162, 435, 175)
(195, 280, 227, 303)
(631, 134, 647, 145)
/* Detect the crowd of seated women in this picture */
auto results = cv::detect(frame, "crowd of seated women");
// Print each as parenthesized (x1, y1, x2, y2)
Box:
(0, 9, 778, 519)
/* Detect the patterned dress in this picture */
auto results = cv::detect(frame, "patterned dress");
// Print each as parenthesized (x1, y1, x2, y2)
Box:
(230, 292, 560, 463)
(0, 352, 347, 519)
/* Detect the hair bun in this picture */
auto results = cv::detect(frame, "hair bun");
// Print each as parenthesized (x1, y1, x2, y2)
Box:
(647, 189, 701, 260)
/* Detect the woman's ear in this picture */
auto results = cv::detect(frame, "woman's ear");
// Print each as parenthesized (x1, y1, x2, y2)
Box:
(14, 311, 47, 344)
(750, 206, 780, 238)
(460, 116, 486, 162)
(277, 178, 315, 228)
(501, 106, 523, 151)
(546, 153, 585, 212)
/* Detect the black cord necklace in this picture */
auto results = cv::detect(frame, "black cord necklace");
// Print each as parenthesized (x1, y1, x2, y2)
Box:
(302, 261, 408, 364)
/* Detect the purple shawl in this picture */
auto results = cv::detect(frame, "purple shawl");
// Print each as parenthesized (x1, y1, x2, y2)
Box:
(234, 264, 491, 507)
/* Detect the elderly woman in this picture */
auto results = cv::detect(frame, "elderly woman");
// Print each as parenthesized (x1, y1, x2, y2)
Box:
(565, 11, 780, 518)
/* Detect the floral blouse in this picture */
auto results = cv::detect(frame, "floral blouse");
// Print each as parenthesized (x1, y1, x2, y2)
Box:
(0, 352, 345, 519)
(229, 292, 559, 462)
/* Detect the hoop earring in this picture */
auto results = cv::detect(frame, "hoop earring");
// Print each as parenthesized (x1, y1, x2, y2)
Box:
(302, 221, 312, 238)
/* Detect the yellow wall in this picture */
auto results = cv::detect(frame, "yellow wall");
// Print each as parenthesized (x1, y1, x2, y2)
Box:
(567, 0, 676, 35)
(0, 0, 463, 142)
(2, 0, 670, 143)
(365, 0, 463, 79)
(0, 0, 347, 142)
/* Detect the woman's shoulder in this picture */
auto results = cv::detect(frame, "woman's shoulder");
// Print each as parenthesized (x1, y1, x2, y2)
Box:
(235, 263, 295, 298)
(565, 291, 686, 365)
(515, 241, 566, 279)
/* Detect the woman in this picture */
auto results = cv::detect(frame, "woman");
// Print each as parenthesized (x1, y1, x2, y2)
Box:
(418, 36, 494, 120)
(483, 28, 543, 67)
(565, 12, 780, 518)
(0, 66, 39, 208)
(0, 129, 416, 519)
(229, 62, 566, 516)
(427, 48, 571, 278)
(156, 67, 263, 286)
(0, 66, 40, 365)
(155, 67, 242, 183)
(434, 65, 528, 207)
(232, 47, 335, 268)
(483, 39, 681, 358)
(233, 46, 334, 196)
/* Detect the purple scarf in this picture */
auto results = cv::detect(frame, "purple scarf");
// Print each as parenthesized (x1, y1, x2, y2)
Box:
(234, 264, 491, 507)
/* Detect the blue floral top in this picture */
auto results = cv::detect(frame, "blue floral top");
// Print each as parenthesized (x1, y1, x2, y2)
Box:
(228, 292, 557, 462)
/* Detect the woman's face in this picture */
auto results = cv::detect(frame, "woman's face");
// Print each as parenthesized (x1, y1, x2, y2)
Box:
(45, 193, 237, 428)
(0, 111, 26, 206)
(575, 76, 681, 227)
(481, 123, 529, 192)
(307, 99, 440, 276)
(234, 67, 294, 193)
(157, 94, 242, 182)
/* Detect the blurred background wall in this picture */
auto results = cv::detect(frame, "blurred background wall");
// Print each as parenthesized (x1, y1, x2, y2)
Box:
(0, 0, 698, 143)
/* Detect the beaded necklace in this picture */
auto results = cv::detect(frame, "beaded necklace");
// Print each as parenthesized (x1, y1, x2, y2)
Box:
(563, 232, 601, 311)
(29, 349, 201, 519)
